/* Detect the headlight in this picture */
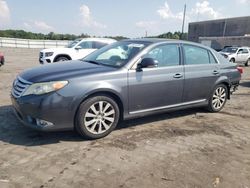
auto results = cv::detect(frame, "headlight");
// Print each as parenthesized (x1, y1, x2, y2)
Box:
(22, 81, 68, 96)
(45, 52, 54, 57)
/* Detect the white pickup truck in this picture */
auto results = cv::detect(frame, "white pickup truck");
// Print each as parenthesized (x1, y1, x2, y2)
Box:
(219, 46, 250, 66)
(39, 38, 116, 64)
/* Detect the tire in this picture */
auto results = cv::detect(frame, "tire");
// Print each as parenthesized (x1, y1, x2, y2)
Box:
(230, 58, 235, 63)
(75, 95, 120, 139)
(207, 84, 228, 112)
(55, 56, 69, 62)
(245, 59, 250, 67)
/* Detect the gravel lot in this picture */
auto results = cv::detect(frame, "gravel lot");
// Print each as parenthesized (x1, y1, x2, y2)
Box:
(0, 47, 250, 188)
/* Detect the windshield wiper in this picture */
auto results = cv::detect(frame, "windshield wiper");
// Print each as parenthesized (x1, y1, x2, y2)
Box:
(82, 60, 102, 65)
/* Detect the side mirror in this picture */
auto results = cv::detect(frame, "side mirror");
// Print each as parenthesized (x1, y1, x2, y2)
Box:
(75, 46, 82, 50)
(136, 58, 158, 71)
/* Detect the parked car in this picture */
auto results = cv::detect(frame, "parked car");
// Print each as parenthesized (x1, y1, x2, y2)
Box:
(219, 46, 250, 66)
(39, 38, 116, 64)
(0, 52, 5, 67)
(12, 39, 241, 139)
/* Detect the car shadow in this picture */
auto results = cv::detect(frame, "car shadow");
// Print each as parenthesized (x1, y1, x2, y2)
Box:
(0, 105, 205, 146)
(240, 81, 250, 88)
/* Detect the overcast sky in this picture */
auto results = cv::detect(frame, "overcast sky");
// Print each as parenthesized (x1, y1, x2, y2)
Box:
(0, 0, 250, 38)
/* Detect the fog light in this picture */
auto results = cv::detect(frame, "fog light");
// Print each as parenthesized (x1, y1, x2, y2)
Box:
(36, 119, 54, 127)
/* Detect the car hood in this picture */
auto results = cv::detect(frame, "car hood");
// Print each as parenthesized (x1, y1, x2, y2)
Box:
(19, 60, 116, 83)
(41, 48, 73, 53)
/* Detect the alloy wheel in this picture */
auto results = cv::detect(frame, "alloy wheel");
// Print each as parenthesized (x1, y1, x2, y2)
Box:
(84, 101, 115, 134)
(212, 86, 226, 110)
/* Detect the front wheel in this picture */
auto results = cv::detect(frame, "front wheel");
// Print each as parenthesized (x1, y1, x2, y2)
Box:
(55, 56, 69, 62)
(230, 58, 235, 63)
(75, 95, 120, 139)
(207, 84, 228, 112)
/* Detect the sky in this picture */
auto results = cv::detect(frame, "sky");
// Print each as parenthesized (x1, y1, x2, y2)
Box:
(0, 0, 250, 38)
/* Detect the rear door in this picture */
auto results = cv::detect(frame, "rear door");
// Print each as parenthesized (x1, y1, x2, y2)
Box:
(182, 44, 220, 102)
(128, 43, 184, 113)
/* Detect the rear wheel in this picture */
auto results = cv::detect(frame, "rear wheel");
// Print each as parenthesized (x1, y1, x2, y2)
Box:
(75, 95, 120, 139)
(245, 59, 250, 67)
(207, 84, 228, 112)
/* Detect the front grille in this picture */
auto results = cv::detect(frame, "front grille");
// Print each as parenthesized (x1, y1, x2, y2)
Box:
(12, 77, 32, 98)
(40, 52, 43, 58)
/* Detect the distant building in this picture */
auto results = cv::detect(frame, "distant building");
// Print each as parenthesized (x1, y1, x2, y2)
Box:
(188, 16, 250, 50)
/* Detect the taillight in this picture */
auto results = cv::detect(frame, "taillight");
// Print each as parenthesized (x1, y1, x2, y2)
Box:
(237, 67, 243, 74)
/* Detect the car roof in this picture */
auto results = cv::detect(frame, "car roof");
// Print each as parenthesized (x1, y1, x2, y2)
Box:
(122, 38, 213, 50)
(80, 38, 116, 43)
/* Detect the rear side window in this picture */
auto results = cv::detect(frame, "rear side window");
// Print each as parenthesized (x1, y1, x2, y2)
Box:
(93, 42, 107, 49)
(242, 48, 249, 54)
(183, 45, 210, 65)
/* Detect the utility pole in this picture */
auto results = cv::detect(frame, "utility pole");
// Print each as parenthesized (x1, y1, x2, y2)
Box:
(181, 4, 186, 40)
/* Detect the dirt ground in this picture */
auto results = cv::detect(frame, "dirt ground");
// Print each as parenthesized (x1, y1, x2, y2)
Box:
(0, 47, 250, 188)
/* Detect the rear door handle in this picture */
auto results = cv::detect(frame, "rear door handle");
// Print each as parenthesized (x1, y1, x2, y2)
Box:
(173, 73, 183, 79)
(213, 70, 220, 75)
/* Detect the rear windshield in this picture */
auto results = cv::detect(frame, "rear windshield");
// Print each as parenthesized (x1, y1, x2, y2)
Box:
(221, 47, 238, 53)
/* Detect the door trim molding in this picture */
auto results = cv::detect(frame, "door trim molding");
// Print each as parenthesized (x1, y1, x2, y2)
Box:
(129, 99, 206, 114)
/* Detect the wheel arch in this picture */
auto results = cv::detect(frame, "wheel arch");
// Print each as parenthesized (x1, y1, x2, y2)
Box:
(213, 77, 231, 99)
(73, 89, 125, 128)
(53, 54, 72, 62)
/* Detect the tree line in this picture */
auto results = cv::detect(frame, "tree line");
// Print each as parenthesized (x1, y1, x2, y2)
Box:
(0, 30, 187, 41)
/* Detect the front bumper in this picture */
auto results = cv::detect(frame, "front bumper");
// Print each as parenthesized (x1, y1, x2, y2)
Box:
(39, 52, 54, 64)
(39, 57, 53, 64)
(11, 92, 75, 131)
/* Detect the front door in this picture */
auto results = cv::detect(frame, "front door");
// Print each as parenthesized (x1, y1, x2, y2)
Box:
(128, 44, 184, 114)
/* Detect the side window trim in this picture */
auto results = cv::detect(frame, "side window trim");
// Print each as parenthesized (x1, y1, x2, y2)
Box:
(208, 51, 218, 64)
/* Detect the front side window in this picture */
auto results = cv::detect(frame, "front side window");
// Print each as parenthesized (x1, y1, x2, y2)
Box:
(78, 41, 93, 49)
(83, 41, 150, 68)
(183, 45, 210, 65)
(66, 38, 82, 48)
(144, 44, 180, 67)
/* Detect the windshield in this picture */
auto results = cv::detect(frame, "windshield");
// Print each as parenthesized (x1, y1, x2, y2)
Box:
(66, 38, 82, 48)
(82, 41, 150, 68)
(221, 47, 238, 53)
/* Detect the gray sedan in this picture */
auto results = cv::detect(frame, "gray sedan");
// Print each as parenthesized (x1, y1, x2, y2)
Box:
(11, 39, 241, 139)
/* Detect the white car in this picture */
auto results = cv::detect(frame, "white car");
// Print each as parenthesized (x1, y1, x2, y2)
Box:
(39, 38, 116, 64)
(219, 46, 250, 66)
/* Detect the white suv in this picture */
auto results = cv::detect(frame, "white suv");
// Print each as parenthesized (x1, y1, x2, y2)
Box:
(39, 38, 116, 64)
(219, 46, 250, 66)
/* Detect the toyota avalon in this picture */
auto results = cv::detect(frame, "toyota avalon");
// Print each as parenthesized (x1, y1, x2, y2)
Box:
(11, 39, 241, 139)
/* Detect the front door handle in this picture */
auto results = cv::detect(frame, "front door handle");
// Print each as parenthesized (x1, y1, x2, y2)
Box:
(213, 70, 220, 75)
(173, 73, 183, 79)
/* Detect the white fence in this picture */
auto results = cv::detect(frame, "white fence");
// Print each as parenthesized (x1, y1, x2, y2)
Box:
(0, 37, 71, 49)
